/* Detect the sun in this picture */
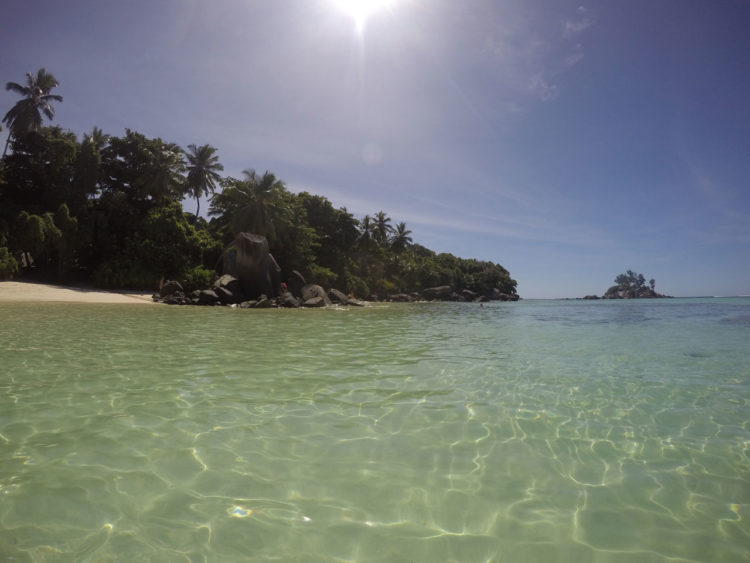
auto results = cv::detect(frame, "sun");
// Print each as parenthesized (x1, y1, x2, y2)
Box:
(331, 0, 395, 32)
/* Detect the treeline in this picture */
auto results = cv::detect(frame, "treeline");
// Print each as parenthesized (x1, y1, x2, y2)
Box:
(0, 69, 517, 299)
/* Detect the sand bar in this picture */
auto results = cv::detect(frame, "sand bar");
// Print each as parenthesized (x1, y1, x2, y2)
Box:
(0, 280, 156, 304)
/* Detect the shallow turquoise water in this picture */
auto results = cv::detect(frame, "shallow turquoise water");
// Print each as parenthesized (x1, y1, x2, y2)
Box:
(0, 298, 748, 561)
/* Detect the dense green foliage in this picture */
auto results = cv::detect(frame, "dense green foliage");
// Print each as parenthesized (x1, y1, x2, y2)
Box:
(613, 270, 655, 292)
(0, 68, 517, 297)
(0, 246, 18, 280)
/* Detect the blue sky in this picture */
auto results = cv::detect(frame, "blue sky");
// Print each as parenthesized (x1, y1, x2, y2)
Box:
(2, 0, 749, 298)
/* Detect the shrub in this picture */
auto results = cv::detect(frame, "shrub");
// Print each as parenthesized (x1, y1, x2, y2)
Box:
(0, 247, 19, 280)
(182, 266, 215, 293)
(307, 264, 337, 289)
(373, 277, 398, 297)
(344, 272, 369, 298)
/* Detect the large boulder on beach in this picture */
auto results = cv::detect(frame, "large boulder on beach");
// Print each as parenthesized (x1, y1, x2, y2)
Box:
(488, 288, 519, 301)
(223, 233, 282, 300)
(302, 296, 327, 308)
(461, 289, 479, 301)
(423, 285, 453, 300)
(197, 289, 220, 305)
(327, 288, 349, 305)
(159, 280, 183, 298)
(254, 296, 275, 308)
(213, 274, 245, 303)
(161, 291, 190, 305)
(287, 270, 307, 298)
(301, 284, 332, 306)
(278, 291, 301, 308)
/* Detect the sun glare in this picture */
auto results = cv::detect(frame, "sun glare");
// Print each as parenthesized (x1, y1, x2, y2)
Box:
(331, 0, 395, 32)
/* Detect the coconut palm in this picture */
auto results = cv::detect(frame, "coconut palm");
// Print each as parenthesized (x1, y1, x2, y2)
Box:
(210, 169, 289, 242)
(358, 215, 375, 245)
(83, 126, 109, 151)
(3, 68, 63, 156)
(135, 142, 186, 205)
(390, 221, 413, 252)
(373, 211, 393, 245)
(185, 144, 223, 217)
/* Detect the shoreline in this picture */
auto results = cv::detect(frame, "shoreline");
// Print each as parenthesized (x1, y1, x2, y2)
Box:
(0, 280, 156, 304)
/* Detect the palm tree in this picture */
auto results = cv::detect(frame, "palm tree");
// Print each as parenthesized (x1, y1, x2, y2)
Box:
(210, 169, 289, 242)
(390, 222, 413, 251)
(3, 68, 63, 156)
(373, 211, 393, 245)
(83, 126, 109, 151)
(135, 142, 186, 205)
(238, 169, 287, 238)
(358, 215, 375, 245)
(185, 144, 223, 217)
(76, 127, 108, 202)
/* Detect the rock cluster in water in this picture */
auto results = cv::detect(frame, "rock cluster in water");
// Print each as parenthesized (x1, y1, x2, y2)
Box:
(155, 277, 519, 308)
(383, 285, 519, 303)
(153, 232, 520, 308)
(601, 286, 667, 299)
(155, 274, 366, 308)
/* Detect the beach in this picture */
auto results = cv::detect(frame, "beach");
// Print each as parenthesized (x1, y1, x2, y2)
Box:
(0, 280, 156, 304)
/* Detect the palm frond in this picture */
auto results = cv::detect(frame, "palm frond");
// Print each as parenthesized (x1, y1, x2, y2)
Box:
(5, 81, 29, 96)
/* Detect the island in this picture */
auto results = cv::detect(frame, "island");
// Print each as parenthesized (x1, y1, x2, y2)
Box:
(583, 270, 670, 299)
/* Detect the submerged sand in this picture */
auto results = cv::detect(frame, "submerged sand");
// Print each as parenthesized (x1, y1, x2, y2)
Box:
(0, 281, 156, 304)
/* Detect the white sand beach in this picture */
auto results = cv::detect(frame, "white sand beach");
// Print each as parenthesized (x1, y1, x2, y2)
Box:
(0, 280, 156, 304)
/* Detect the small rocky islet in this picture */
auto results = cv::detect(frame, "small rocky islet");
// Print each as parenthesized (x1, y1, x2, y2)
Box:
(582, 269, 671, 300)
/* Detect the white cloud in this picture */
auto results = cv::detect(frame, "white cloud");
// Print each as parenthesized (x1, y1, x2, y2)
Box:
(529, 74, 559, 101)
(560, 7, 592, 71)
(475, 5, 593, 104)
(562, 6, 592, 38)
(564, 44, 585, 68)
(563, 17, 592, 38)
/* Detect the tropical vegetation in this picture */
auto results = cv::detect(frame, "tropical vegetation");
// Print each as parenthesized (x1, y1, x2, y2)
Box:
(0, 68, 517, 299)
(3, 68, 63, 156)
(603, 270, 661, 299)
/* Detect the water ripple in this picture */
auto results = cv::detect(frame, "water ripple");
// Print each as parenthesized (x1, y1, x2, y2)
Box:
(0, 300, 748, 561)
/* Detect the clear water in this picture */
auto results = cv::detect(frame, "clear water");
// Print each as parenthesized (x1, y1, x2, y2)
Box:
(0, 298, 748, 562)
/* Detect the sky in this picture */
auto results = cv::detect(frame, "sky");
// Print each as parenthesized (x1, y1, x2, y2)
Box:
(2, 0, 749, 298)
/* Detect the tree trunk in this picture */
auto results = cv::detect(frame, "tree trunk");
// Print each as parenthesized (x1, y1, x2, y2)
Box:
(2, 132, 11, 157)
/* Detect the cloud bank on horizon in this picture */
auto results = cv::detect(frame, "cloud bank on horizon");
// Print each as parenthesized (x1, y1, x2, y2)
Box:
(1, 0, 749, 297)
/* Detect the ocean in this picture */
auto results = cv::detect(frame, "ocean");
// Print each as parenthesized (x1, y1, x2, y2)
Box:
(0, 298, 748, 561)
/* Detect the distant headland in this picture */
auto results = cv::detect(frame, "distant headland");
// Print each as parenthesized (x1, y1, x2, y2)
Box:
(0, 68, 518, 304)
(153, 232, 520, 308)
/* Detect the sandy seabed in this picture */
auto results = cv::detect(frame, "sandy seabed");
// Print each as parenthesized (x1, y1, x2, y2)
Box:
(0, 280, 156, 304)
